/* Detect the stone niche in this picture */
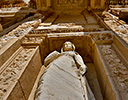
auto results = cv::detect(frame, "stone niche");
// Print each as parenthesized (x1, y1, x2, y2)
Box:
(45, 33, 93, 63)
(1, 31, 128, 100)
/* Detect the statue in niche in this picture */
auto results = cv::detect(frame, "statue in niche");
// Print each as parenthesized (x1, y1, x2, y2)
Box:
(35, 41, 95, 100)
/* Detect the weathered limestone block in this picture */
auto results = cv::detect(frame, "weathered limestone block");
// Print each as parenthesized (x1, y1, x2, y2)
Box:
(102, 11, 128, 43)
(7, 20, 41, 37)
(0, 18, 41, 50)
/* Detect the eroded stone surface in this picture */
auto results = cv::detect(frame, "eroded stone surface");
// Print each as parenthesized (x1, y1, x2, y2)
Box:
(0, 19, 41, 49)
(102, 11, 128, 43)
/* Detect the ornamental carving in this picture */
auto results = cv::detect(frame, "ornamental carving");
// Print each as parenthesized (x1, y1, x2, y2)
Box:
(100, 45, 128, 94)
(22, 36, 44, 44)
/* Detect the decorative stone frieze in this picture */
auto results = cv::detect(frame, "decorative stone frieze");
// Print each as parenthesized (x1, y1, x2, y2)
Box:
(99, 45, 128, 99)
(22, 36, 44, 44)
(29, 26, 105, 34)
(90, 33, 113, 43)
(0, 47, 35, 100)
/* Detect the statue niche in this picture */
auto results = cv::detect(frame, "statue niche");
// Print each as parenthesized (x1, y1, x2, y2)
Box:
(35, 41, 95, 100)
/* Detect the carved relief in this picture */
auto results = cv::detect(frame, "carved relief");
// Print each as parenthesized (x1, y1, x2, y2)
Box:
(0, 20, 40, 49)
(102, 11, 128, 43)
(54, 0, 86, 11)
(99, 45, 128, 95)
(90, 33, 113, 42)
(22, 36, 44, 44)
(58, 0, 83, 4)
(0, 47, 35, 100)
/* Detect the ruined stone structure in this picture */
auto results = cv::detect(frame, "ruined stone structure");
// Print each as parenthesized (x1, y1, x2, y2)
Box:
(0, 0, 128, 100)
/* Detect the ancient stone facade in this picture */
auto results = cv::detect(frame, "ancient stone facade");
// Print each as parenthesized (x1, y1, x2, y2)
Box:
(0, 1, 128, 100)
